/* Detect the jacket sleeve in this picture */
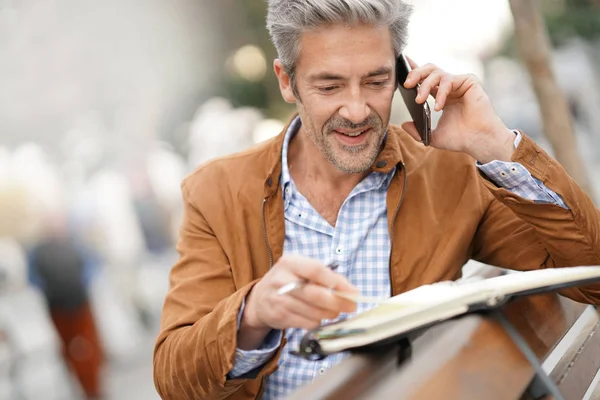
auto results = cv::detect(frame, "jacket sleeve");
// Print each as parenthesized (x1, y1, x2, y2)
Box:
(153, 179, 283, 399)
(471, 133, 600, 304)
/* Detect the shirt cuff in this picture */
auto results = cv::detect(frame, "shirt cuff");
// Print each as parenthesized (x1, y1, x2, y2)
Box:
(478, 160, 534, 189)
(477, 130, 527, 188)
(476, 130, 568, 208)
(229, 298, 283, 378)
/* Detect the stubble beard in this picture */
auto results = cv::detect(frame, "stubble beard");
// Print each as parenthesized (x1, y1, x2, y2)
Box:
(321, 114, 386, 174)
(296, 100, 387, 173)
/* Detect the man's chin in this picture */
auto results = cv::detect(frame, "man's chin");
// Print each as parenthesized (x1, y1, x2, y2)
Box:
(330, 156, 374, 174)
(322, 137, 381, 173)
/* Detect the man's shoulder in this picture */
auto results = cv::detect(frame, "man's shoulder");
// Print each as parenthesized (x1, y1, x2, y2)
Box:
(387, 124, 477, 173)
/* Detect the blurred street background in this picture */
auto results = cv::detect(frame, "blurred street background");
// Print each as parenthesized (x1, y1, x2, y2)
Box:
(1, 0, 599, 399)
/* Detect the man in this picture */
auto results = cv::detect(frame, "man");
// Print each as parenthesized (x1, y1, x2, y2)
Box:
(153, 1, 600, 399)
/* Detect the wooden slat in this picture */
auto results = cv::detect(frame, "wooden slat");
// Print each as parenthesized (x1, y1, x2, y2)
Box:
(287, 347, 398, 400)
(503, 295, 587, 359)
(363, 314, 530, 400)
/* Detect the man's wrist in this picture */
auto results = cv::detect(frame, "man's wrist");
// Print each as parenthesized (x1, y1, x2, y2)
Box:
(467, 127, 516, 164)
(238, 295, 273, 350)
(238, 319, 273, 350)
(241, 291, 269, 330)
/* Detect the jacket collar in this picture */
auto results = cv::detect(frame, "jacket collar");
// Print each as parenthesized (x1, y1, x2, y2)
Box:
(262, 113, 405, 196)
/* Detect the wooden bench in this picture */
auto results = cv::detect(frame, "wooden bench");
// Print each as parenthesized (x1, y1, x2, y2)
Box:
(288, 267, 600, 400)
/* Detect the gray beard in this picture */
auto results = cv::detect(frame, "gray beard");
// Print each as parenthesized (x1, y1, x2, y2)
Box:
(321, 133, 381, 173)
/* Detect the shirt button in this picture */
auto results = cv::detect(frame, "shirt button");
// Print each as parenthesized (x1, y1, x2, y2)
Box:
(335, 247, 343, 255)
(285, 187, 291, 195)
(318, 367, 326, 375)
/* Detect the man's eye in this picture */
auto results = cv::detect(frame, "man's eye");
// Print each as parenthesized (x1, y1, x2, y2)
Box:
(368, 81, 387, 87)
(318, 86, 339, 93)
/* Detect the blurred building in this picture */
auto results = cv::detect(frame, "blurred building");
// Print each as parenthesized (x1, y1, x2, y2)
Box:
(0, 0, 225, 155)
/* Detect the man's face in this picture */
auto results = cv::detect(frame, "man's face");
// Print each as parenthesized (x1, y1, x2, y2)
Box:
(279, 24, 396, 173)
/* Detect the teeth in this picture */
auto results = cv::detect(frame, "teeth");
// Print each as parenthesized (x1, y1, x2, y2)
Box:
(344, 129, 366, 137)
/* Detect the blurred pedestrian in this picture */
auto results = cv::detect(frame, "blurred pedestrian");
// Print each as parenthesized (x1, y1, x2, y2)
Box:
(29, 212, 104, 399)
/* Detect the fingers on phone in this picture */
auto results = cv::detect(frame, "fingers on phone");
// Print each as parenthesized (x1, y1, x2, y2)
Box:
(403, 73, 417, 89)
(408, 63, 438, 85)
(434, 76, 453, 111)
(418, 70, 445, 103)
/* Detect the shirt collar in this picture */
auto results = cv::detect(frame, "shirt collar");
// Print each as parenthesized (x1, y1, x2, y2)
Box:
(280, 116, 301, 192)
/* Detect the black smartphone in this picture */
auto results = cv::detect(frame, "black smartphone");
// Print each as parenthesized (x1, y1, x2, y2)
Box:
(396, 54, 431, 145)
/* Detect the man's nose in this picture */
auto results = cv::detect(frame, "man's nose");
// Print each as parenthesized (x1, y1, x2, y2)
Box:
(338, 89, 370, 124)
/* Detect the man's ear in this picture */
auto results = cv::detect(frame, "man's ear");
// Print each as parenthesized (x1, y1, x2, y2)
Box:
(273, 59, 297, 103)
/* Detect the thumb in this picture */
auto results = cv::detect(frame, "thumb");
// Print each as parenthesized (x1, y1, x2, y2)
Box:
(401, 121, 422, 143)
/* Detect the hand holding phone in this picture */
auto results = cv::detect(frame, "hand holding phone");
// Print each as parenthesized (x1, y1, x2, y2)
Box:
(396, 54, 431, 146)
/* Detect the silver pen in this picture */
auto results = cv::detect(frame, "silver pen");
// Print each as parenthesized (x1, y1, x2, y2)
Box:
(276, 263, 338, 296)
(276, 264, 386, 304)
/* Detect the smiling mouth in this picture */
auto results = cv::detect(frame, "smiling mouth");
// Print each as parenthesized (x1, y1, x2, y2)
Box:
(331, 128, 373, 149)
(334, 128, 370, 137)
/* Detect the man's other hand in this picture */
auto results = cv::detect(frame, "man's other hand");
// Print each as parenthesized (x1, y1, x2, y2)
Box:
(238, 255, 358, 350)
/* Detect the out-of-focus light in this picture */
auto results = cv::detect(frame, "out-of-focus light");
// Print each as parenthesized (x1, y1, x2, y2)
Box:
(0, 147, 10, 183)
(253, 119, 285, 144)
(231, 45, 267, 82)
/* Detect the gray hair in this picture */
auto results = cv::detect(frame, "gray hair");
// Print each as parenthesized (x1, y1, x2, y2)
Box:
(267, 0, 413, 78)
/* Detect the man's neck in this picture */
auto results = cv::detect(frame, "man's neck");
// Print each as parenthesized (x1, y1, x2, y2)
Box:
(287, 126, 369, 193)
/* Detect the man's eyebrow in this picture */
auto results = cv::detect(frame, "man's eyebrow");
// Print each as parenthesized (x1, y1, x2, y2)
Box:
(363, 67, 393, 78)
(307, 72, 345, 81)
(307, 67, 393, 82)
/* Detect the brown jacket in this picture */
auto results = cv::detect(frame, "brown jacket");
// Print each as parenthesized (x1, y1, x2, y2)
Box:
(153, 119, 600, 400)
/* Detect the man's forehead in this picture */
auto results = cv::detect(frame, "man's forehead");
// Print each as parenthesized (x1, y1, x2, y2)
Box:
(295, 23, 395, 75)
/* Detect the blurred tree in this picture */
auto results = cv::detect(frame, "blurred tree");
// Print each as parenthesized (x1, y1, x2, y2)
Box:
(498, 0, 600, 59)
(509, 0, 596, 201)
(223, 76, 270, 110)
(213, 0, 295, 118)
(543, 0, 600, 46)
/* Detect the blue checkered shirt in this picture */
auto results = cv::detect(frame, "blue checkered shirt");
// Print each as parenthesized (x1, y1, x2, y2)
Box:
(229, 117, 567, 398)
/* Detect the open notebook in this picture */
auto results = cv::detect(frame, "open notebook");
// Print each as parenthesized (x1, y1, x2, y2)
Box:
(294, 266, 600, 359)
